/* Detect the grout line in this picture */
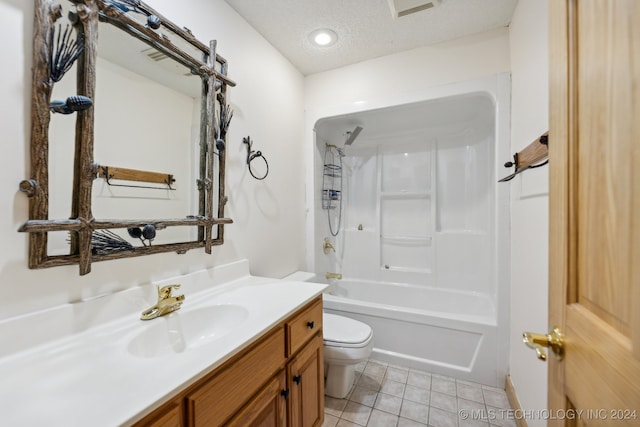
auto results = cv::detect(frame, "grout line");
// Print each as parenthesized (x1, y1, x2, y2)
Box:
(325, 359, 515, 427)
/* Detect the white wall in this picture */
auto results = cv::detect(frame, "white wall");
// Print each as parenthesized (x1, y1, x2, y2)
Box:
(0, 0, 305, 321)
(508, 0, 549, 424)
(304, 27, 510, 111)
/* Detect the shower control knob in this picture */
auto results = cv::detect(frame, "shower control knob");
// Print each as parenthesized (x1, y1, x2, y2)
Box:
(307, 321, 315, 329)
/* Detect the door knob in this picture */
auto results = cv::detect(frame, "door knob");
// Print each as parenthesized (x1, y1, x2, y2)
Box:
(522, 326, 564, 361)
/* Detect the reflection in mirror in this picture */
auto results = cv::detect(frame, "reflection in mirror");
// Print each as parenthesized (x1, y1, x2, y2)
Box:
(22, 0, 235, 274)
(47, 0, 80, 255)
(48, 3, 203, 252)
(46, 231, 74, 257)
(95, 16, 204, 247)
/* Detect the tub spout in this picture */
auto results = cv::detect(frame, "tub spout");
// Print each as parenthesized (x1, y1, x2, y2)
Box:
(326, 272, 342, 280)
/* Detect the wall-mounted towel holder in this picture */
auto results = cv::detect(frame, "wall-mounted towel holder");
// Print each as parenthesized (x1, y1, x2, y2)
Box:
(243, 136, 269, 180)
(97, 165, 176, 190)
(499, 132, 549, 182)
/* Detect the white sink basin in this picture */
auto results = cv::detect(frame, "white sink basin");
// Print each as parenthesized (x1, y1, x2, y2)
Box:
(127, 304, 249, 358)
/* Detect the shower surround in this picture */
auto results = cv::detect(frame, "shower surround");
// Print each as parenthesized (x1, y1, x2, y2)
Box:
(306, 74, 510, 387)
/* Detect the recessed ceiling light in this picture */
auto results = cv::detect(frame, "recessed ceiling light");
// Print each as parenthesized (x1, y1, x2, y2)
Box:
(309, 29, 338, 47)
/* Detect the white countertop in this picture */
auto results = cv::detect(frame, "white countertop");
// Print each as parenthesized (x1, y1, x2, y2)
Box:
(0, 262, 326, 426)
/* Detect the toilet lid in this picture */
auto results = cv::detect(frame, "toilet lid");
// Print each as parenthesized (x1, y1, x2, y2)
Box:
(323, 313, 372, 346)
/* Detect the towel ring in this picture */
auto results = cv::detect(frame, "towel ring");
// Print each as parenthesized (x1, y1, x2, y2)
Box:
(243, 136, 269, 180)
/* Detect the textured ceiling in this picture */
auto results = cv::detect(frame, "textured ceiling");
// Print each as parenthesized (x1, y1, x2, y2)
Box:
(224, 0, 518, 75)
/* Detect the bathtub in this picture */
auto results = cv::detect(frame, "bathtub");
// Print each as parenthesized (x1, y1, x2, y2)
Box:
(284, 272, 501, 387)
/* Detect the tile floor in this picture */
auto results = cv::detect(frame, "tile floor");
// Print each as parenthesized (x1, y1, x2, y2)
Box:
(322, 359, 516, 427)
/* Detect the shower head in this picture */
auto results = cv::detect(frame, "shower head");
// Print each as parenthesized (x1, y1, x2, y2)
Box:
(344, 126, 363, 145)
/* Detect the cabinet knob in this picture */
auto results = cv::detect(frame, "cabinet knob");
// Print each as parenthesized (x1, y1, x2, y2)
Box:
(280, 389, 289, 399)
(307, 321, 315, 329)
(293, 375, 301, 384)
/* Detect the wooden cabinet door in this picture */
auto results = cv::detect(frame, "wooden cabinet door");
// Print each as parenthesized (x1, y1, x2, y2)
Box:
(134, 401, 183, 427)
(548, 0, 640, 424)
(227, 372, 287, 427)
(288, 334, 324, 427)
(186, 329, 285, 427)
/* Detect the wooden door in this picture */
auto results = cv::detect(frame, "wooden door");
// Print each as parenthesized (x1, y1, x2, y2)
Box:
(548, 0, 640, 425)
(289, 334, 324, 427)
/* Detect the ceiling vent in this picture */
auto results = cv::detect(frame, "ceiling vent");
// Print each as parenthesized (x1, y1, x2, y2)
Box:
(387, 0, 440, 18)
(142, 47, 168, 62)
(141, 47, 193, 77)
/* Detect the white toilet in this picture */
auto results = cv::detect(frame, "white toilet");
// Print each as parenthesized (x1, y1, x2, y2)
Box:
(323, 313, 374, 398)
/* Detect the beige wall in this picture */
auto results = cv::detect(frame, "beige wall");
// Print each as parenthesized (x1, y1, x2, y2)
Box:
(0, 0, 305, 321)
(508, 0, 550, 423)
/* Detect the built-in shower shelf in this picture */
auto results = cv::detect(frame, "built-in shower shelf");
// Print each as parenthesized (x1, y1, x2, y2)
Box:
(381, 265, 432, 274)
(436, 230, 487, 236)
(381, 235, 432, 244)
(380, 191, 430, 198)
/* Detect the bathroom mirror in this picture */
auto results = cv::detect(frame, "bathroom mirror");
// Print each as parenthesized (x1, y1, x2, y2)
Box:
(20, 0, 236, 275)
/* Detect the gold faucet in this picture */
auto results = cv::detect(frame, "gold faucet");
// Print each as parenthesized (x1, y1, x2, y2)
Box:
(140, 284, 185, 320)
(326, 272, 342, 280)
(323, 238, 336, 254)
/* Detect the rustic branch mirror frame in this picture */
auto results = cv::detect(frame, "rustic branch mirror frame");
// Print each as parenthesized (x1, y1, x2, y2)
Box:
(20, 0, 235, 275)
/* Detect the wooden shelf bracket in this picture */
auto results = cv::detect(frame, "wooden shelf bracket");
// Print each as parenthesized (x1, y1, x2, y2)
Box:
(499, 132, 549, 182)
(97, 165, 176, 190)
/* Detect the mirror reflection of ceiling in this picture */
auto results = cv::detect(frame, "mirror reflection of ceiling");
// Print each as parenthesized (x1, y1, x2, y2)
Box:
(224, 0, 518, 75)
(98, 19, 202, 98)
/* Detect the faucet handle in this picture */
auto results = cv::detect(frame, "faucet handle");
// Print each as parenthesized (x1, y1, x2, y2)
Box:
(158, 284, 181, 299)
(323, 238, 336, 254)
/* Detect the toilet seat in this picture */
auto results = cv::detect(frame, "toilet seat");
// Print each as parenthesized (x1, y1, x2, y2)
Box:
(323, 313, 372, 348)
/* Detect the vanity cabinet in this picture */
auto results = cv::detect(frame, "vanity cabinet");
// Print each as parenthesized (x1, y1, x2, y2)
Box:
(288, 334, 324, 427)
(226, 372, 287, 426)
(138, 402, 183, 427)
(134, 297, 324, 427)
(187, 326, 286, 425)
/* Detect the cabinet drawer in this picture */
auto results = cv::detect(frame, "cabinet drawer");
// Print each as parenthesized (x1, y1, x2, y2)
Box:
(286, 298, 322, 356)
(186, 327, 285, 427)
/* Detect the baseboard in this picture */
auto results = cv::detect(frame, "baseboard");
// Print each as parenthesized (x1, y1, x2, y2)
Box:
(505, 375, 528, 427)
